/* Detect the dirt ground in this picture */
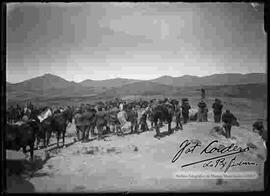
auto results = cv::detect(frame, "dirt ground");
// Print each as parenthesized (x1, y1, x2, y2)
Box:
(6, 97, 267, 193)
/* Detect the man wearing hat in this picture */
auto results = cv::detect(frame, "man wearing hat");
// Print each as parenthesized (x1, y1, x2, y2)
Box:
(181, 98, 191, 124)
(212, 98, 223, 123)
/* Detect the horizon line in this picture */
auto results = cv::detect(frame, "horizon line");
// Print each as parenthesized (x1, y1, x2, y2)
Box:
(7, 72, 266, 84)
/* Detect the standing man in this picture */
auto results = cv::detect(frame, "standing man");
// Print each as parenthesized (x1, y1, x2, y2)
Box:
(95, 106, 107, 140)
(139, 112, 149, 132)
(212, 99, 223, 123)
(202, 107, 208, 122)
(222, 110, 237, 139)
(175, 100, 183, 130)
(109, 106, 121, 134)
(131, 106, 139, 134)
(197, 100, 207, 122)
(102, 107, 110, 134)
(181, 98, 191, 124)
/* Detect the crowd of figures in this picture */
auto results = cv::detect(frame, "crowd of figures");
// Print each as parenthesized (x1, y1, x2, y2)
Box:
(6, 98, 266, 160)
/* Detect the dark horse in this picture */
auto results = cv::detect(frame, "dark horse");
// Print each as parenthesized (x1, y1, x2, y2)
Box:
(6, 120, 40, 161)
(29, 106, 53, 149)
(50, 108, 73, 147)
(151, 104, 175, 138)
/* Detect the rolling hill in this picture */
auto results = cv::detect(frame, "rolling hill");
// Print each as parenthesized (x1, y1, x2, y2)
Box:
(97, 81, 182, 99)
(79, 78, 140, 88)
(6, 73, 267, 105)
(6, 74, 101, 103)
(7, 73, 76, 91)
(149, 73, 267, 87)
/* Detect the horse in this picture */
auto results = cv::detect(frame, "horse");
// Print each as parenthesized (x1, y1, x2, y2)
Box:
(150, 103, 175, 137)
(34, 107, 53, 149)
(22, 104, 32, 121)
(6, 120, 40, 161)
(74, 109, 96, 142)
(117, 107, 139, 134)
(50, 107, 73, 147)
(95, 109, 111, 140)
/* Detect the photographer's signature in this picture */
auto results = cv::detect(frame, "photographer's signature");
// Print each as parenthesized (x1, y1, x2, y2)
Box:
(172, 139, 257, 172)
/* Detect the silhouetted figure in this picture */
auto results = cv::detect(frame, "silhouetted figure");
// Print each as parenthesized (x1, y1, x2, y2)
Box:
(212, 99, 223, 123)
(175, 102, 183, 130)
(140, 112, 149, 132)
(197, 100, 207, 122)
(253, 119, 266, 141)
(181, 98, 191, 124)
(222, 110, 237, 139)
(95, 107, 107, 140)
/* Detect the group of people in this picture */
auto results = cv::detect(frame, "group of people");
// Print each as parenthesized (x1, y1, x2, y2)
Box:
(194, 98, 239, 139)
(6, 96, 266, 153)
(7, 102, 34, 123)
(72, 97, 242, 140)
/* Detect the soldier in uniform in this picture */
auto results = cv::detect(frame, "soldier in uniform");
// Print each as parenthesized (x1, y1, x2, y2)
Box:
(181, 98, 191, 124)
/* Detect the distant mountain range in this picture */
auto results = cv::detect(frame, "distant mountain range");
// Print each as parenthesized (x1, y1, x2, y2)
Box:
(79, 78, 139, 88)
(149, 73, 267, 87)
(6, 73, 267, 104)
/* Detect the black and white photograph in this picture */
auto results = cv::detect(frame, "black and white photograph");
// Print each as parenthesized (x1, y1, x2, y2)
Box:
(5, 2, 267, 193)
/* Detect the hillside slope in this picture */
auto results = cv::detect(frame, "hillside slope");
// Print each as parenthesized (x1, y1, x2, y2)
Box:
(150, 73, 267, 87)
(28, 120, 266, 192)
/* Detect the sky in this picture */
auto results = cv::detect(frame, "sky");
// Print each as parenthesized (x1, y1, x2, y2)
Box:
(7, 2, 266, 83)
